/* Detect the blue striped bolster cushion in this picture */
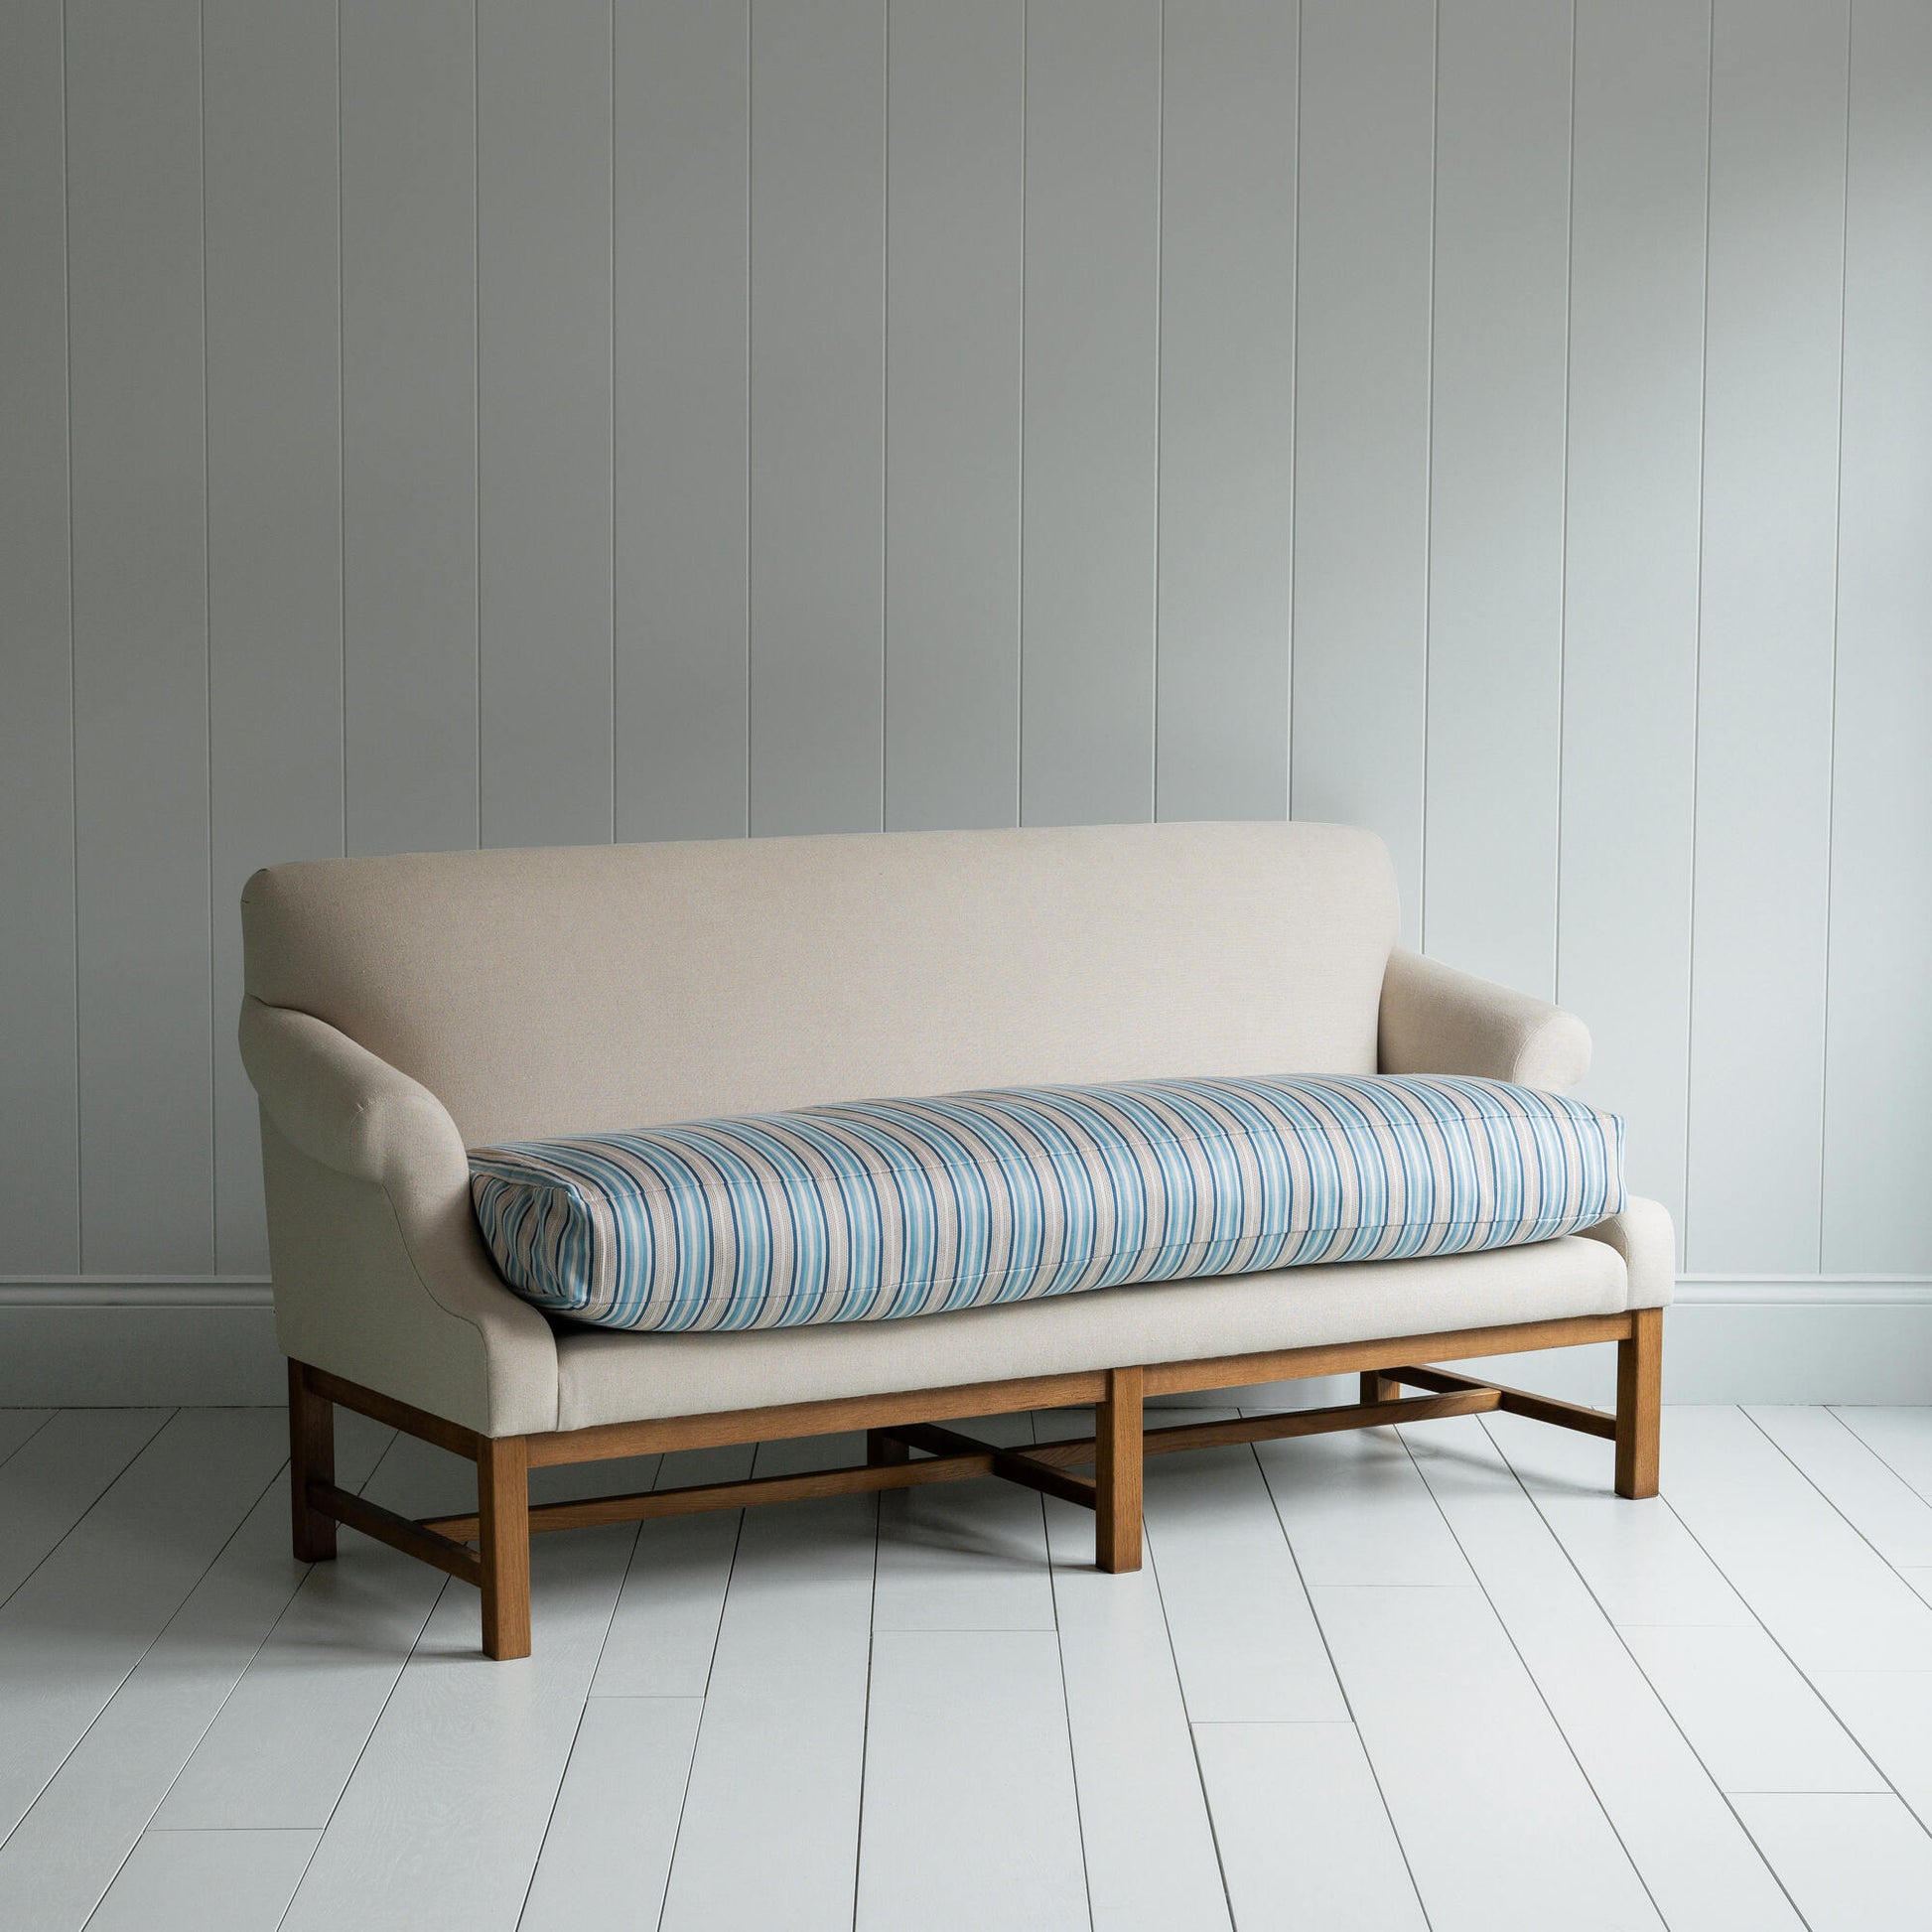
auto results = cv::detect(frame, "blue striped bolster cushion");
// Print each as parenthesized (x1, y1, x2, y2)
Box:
(468, 1073, 1626, 1334)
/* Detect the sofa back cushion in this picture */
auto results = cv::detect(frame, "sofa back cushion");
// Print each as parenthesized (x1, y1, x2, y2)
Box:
(470, 1073, 1626, 1331)
(241, 821, 1399, 1148)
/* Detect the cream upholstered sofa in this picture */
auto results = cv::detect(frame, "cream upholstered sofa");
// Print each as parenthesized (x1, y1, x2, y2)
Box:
(241, 820, 1671, 1659)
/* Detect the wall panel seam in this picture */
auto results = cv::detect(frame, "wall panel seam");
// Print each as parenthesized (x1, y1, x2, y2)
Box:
(1150, 0, 1165, 823)
(1015, 0, 1028, 829)
(1417, 0, 1441, 952)
(745, 0, 752, 840)
(880, 0, 890, 833)
(61, 0, 83, 1270)
(336, 0, 346, 862)
(200, 0, 217, 1269)
(1679, 0, 1718, 1264)
(474, 0, 483, 850)
(1552, 0, 1579, 1006)
(610, 0, 618, 846)
(1285, 0, 1302, 823)
(1816, 0, 1856, 1274)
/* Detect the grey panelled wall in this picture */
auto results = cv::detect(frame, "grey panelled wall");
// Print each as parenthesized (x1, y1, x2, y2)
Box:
(2, 0, 1929, 1296)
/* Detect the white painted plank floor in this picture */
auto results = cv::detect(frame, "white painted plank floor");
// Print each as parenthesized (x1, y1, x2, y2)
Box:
(3, 1403, 1930, 1929)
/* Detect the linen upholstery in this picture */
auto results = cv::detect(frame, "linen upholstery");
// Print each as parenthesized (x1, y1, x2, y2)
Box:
(237, 820, 1671, 1437)
(242, 998, 559, 1435)
(552, 1231, 1637, 1430)
(470, 1074, 1626, 1333)
(241, 821, 1400, 1150)
(1380, 948, 1591, 1092)
(1577, 1194, 1674, 1309)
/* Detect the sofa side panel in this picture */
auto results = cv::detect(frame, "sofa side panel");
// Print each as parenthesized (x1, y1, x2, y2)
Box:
(260, 1114, 559, 1436)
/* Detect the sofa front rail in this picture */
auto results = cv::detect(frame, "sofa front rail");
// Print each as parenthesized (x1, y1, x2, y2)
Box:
(287, 1306, 1664, 1660)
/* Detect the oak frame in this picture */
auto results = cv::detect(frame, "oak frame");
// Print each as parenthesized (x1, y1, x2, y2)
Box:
(287, 1306, 1662, 1660)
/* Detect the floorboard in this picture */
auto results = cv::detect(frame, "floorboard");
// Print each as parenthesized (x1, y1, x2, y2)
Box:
(1749, 1404, 1932, 1569)
(1619, 1623, 1884, 1794)
(81, 1828, 317, 1932)
(1732, 1792, 1932, 1932)
(277, 1527, 634, 1932)
(0, 1410, 288, 1846)
(1657, 1406, 1932, 1673)
(0, 1418, 387, 1932)
(1808, 1669, 1932, 1838)
(1831, 1407, 1932, 1506)
(656, 1488, 876, 1932)
(1193, 1722, 1425, 1932)
(0, 1401, 1925, 1930)
(0, 1409, 172, 1607)
(1404, 1416, 1806, 1930)
(1482, 1411, 1754, 1627)
(590, 1442, 753, 1699)
(0, 1409, 55, 1467)
(516, 1697, 703, 1932)
(1139, 1423, 1347, 1724)
(1041, 1430, 1229, 1932)
(1311, 1582, 1665, 1931)
(857, 1628, 1090, 1932)
(1254, 1421, 1471, 1585)
(873, 1411, 1056, 1632)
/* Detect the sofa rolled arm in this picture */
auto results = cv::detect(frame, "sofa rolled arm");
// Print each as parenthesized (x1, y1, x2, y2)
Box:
(240, 997, 464, 1192)
(239, 996, 559, 1436)
(1377, 948, 1591, 1093)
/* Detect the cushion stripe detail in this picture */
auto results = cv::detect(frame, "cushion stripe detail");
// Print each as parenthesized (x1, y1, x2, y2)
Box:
(468, 1073, 1627, 1333)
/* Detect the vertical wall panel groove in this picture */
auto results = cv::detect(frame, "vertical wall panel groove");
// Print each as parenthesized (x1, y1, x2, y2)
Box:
(748, 0, 887, 836)
(1684, 0, 1849, 1273)
(1558, 0, 1710, 1243)
(204, 0, 344, 1273)
(341, 0, 479, 858)
(66, 0, 213, 1271)
(1821, 0, 1932, 1273)
(615, 0, 751, 844)
(1290, 0, 1436, 940)
(884, 0, 1025, 833)
(0, 0, 80, 1271)
(2, 1, 1928, 1290)
(1153, 0, 1298, 825)
(1422, 0, 1572, 994)
(1020, 0, 1162, 829)
(478, 0, 616, 849)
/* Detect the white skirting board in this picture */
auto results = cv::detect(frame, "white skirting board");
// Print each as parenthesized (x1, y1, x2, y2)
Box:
(0, 1278, 1929, 1409)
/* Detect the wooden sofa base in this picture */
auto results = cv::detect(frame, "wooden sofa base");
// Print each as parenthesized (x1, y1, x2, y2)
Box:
(287, 1306, 1663, 1660)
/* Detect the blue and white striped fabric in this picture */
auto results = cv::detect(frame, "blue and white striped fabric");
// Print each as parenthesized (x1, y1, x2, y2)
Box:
(469, 1073, 1625, 1334)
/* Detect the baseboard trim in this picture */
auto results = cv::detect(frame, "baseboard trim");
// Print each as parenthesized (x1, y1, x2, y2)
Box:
(0, 1276, 273, 1307)
(2, 1276, 1929, 1407)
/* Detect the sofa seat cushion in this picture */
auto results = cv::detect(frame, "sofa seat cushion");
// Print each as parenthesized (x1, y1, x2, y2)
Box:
(550, 1224, 1649, 1428)
(470, 1073, 1625, 1334)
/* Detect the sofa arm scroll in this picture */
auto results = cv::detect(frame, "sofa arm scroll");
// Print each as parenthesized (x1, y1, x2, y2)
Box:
(1378, 948, 1591, 1093)
(240, 997, 466, 1191)
(239, 996, 558, 1436)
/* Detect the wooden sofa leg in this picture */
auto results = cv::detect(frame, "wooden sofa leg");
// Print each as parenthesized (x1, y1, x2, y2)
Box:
(866, 1428, 910, 1469)
(1359, 1370, 1401, 1406)
(1615, 1308, 1663, 1500)
(479, 1437, 532, 1660)
(1096, 1366, 1144, 1574)
(288, 1361, 338, 1562)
